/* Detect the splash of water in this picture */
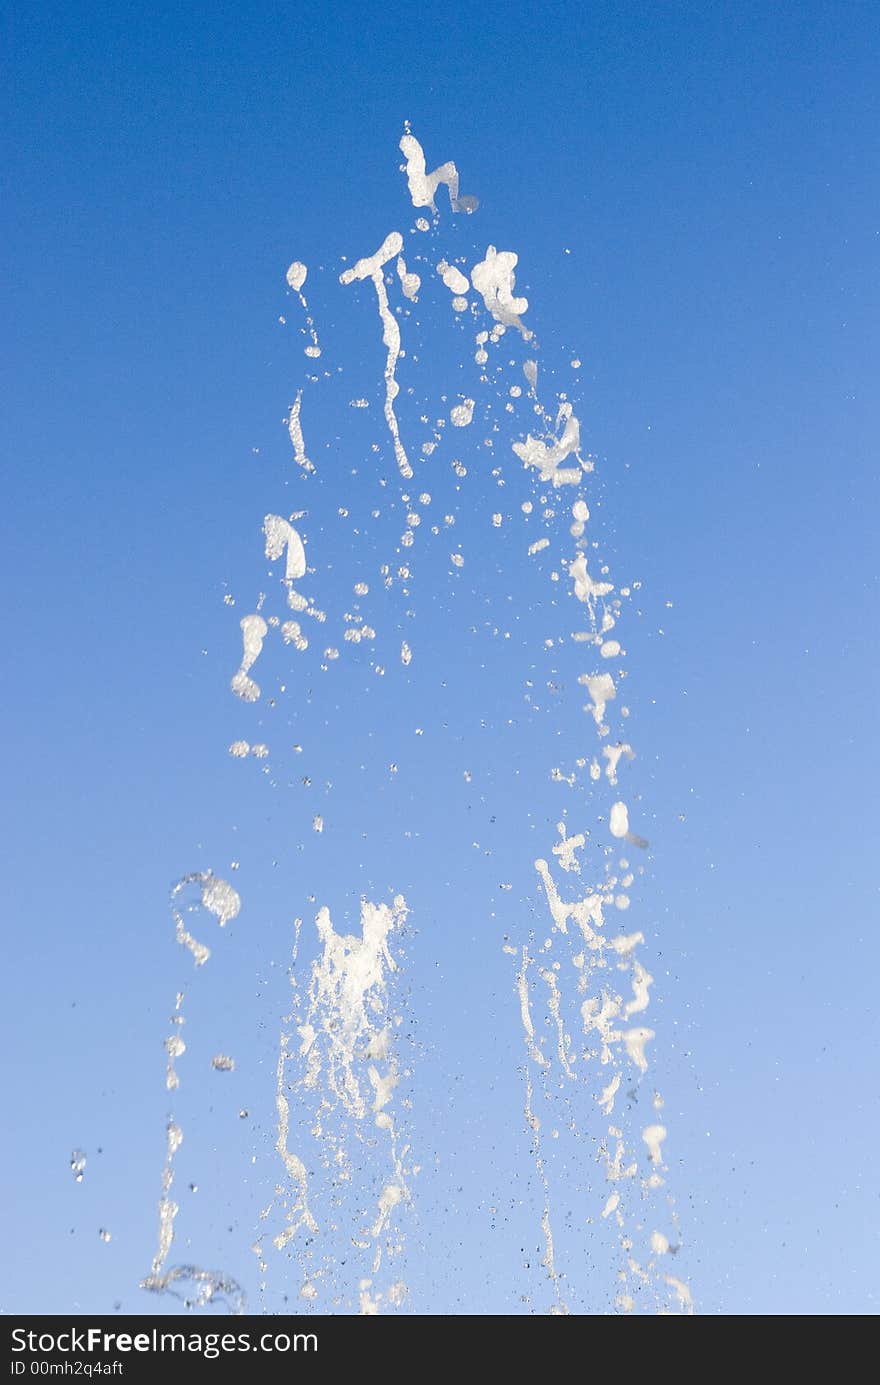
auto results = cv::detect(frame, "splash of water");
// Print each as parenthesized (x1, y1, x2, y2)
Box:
(142, 873, 245, 1311)
(143, 126, 691, 1317)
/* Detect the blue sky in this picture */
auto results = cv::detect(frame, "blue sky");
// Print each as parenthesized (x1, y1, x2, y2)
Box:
(2, 0, 878, 1315)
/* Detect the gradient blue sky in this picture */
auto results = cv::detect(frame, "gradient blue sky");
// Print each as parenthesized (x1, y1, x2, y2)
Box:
(2, 0, 878, 1315)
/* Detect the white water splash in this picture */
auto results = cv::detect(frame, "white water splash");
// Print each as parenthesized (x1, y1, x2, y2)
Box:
(450, 398, 475, 427)
(287, 390, 314, 474)
(514, 408, 584, 486)
(341, 232, 411, 480)
(399, 130, 478, 215)
(144, 121, 691, 1319)
(264, 513, 307, 589)
(286, 261, 307, 292)
(143, 875, 245, 1309)
(285, 261, 321, 356)
(396, 255, 421, 302)
(437, 259, 470, 295)
(230, 614, 268, 703)
(471, 246, 531, 339)
(260, 896, 411, 1311)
